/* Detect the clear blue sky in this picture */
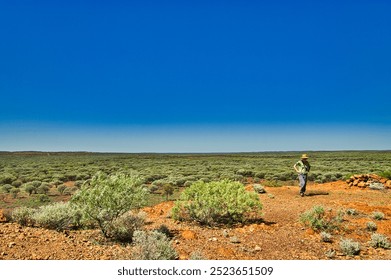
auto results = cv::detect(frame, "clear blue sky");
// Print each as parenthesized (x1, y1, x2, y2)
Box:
(1, 0, 390, 152)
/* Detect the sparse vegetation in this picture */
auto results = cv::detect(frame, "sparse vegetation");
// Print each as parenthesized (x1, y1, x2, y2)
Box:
(172, 180, 262, 226)
(299, 205, 342, 232)
(369, 233, 391, 249)
(131, 230, 178, 260)
(339, 238, 361, 256)
(372, 211, 385, 220)
(70, 172, 148, 238)
(366, 221, 377, 232)
(320, 231, 332, 242)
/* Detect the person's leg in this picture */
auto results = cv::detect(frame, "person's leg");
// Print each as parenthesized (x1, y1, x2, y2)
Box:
(298, 174, 307, 195)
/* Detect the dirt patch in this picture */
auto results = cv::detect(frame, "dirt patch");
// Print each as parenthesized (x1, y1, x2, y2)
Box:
(1, 180, 391, 260)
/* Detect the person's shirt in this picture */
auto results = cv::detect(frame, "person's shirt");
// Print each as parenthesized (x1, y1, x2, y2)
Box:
(294, 160, 311, 174)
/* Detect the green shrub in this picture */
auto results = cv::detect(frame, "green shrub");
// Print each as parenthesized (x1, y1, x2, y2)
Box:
(372, 211, 385, 220)
(339, 238, 361, 256)
(320, 231, 332, 243)
(24, 183, 38, 196)
(154, 224, 173, 239)
(366, 221, 377, 232)
(263, 180, 283, 187)
(0, 173, 17, 184)
(70, 172, 148, 237)
(369, 233, 391, 249)
(172, 180, 262, 226)
(346, 208, 358, 216)
(57, 184, 67, 195)
(32, 202, 82, 231)
(37, 183, 50, 194)
(106, 211, 145, 242)
(378, 170, 391, 179)
(132, 230, 178, 260)
(253, 184, 266, 193)
(12, 207, 37, 226)
(2, 184, 13, 193)
(11, 180, 23, 188)
(299, 205, 342, 232)
(10, 187, 20, 198)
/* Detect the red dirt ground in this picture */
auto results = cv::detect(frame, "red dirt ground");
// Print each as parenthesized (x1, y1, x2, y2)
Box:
(1, 181, 390, 260)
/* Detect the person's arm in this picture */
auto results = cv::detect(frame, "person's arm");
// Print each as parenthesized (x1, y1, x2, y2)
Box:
(293, 161, 300, 173)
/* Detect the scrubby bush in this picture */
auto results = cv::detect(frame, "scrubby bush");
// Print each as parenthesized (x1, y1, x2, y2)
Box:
(11, 180, 23, 188)
(10, 187, 20, 198)
(172, 180, 262, 226)
(366, 221, 377, 232)
(369, 233, 391, 249)
(0, 173, 17, 184)
(339, 238, 361, 256)
(162, 184, 174, 201)
(32, 202, 82, 231)
(320, 231, 332, 243)
(299, 205, 342, 232)
(2, 184, 13, 193)
(346, 208, 358, 216)
(106, 211, 146, 242)
(37, 183, 50, 194)
(70, 172, 148, 237)
(154, 224, 173, 239)
(24, 183, 38, 195)
(378, 170, 391, 179)
(131, 230, 178, 260)
(253, 184, 266, 193)
(57, 184, 67, 195)
(372, 211, 385, 220)
(12, 207, 37, 226)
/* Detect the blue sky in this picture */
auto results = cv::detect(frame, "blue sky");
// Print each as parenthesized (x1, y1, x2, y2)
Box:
(1, 0, 390, 152)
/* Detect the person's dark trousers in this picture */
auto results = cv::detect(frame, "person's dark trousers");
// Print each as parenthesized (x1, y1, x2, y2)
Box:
(298, 173, 307, 195)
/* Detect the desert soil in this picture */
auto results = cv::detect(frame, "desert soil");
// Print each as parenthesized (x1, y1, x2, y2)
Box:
(1, 181, 390, 260)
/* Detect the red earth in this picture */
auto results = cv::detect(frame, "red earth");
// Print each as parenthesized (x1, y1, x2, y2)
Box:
(1, 181, 390, 260)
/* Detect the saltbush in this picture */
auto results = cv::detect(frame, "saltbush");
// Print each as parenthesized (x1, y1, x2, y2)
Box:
(106, 211, 146, 242)
(339, 238, 361, 256)
(372, 211, 385, 220)
(70, 172, 148, 237)
(299, 205, 342, 232)
(366, 221, 377, 232)
(131, 230, 178, 260)
(32, 202, 82, 231)
(172, 180, 262, 226)
(369, 233, 391, 249)
(12, 206, 37, 226)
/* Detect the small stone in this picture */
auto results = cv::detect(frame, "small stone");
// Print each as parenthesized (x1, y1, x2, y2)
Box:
(254, 246, 262, 251)
(8, 242, 16, 248)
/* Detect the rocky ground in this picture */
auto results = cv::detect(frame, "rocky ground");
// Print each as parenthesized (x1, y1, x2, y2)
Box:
(1, 180, 390, 260)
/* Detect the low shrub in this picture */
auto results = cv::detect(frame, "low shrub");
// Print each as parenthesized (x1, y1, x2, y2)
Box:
(32, 202, 82, 231)
(346, 208, 358, 216)
(372, 211, 385, 220)
(369, 233, 391, 249)
(299, 206, 342, 232)
(172, 180, 262, 226)
(366, 221, 377, 232)
(2, 184, 13, 193)
(253, 184, 266, 194)
(339, 238, 361, 256)
(12, 207, 37, 226)
(106, 211, 146, 242)
(132, 230, 178, 260)
(320, 231, 332, 243)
